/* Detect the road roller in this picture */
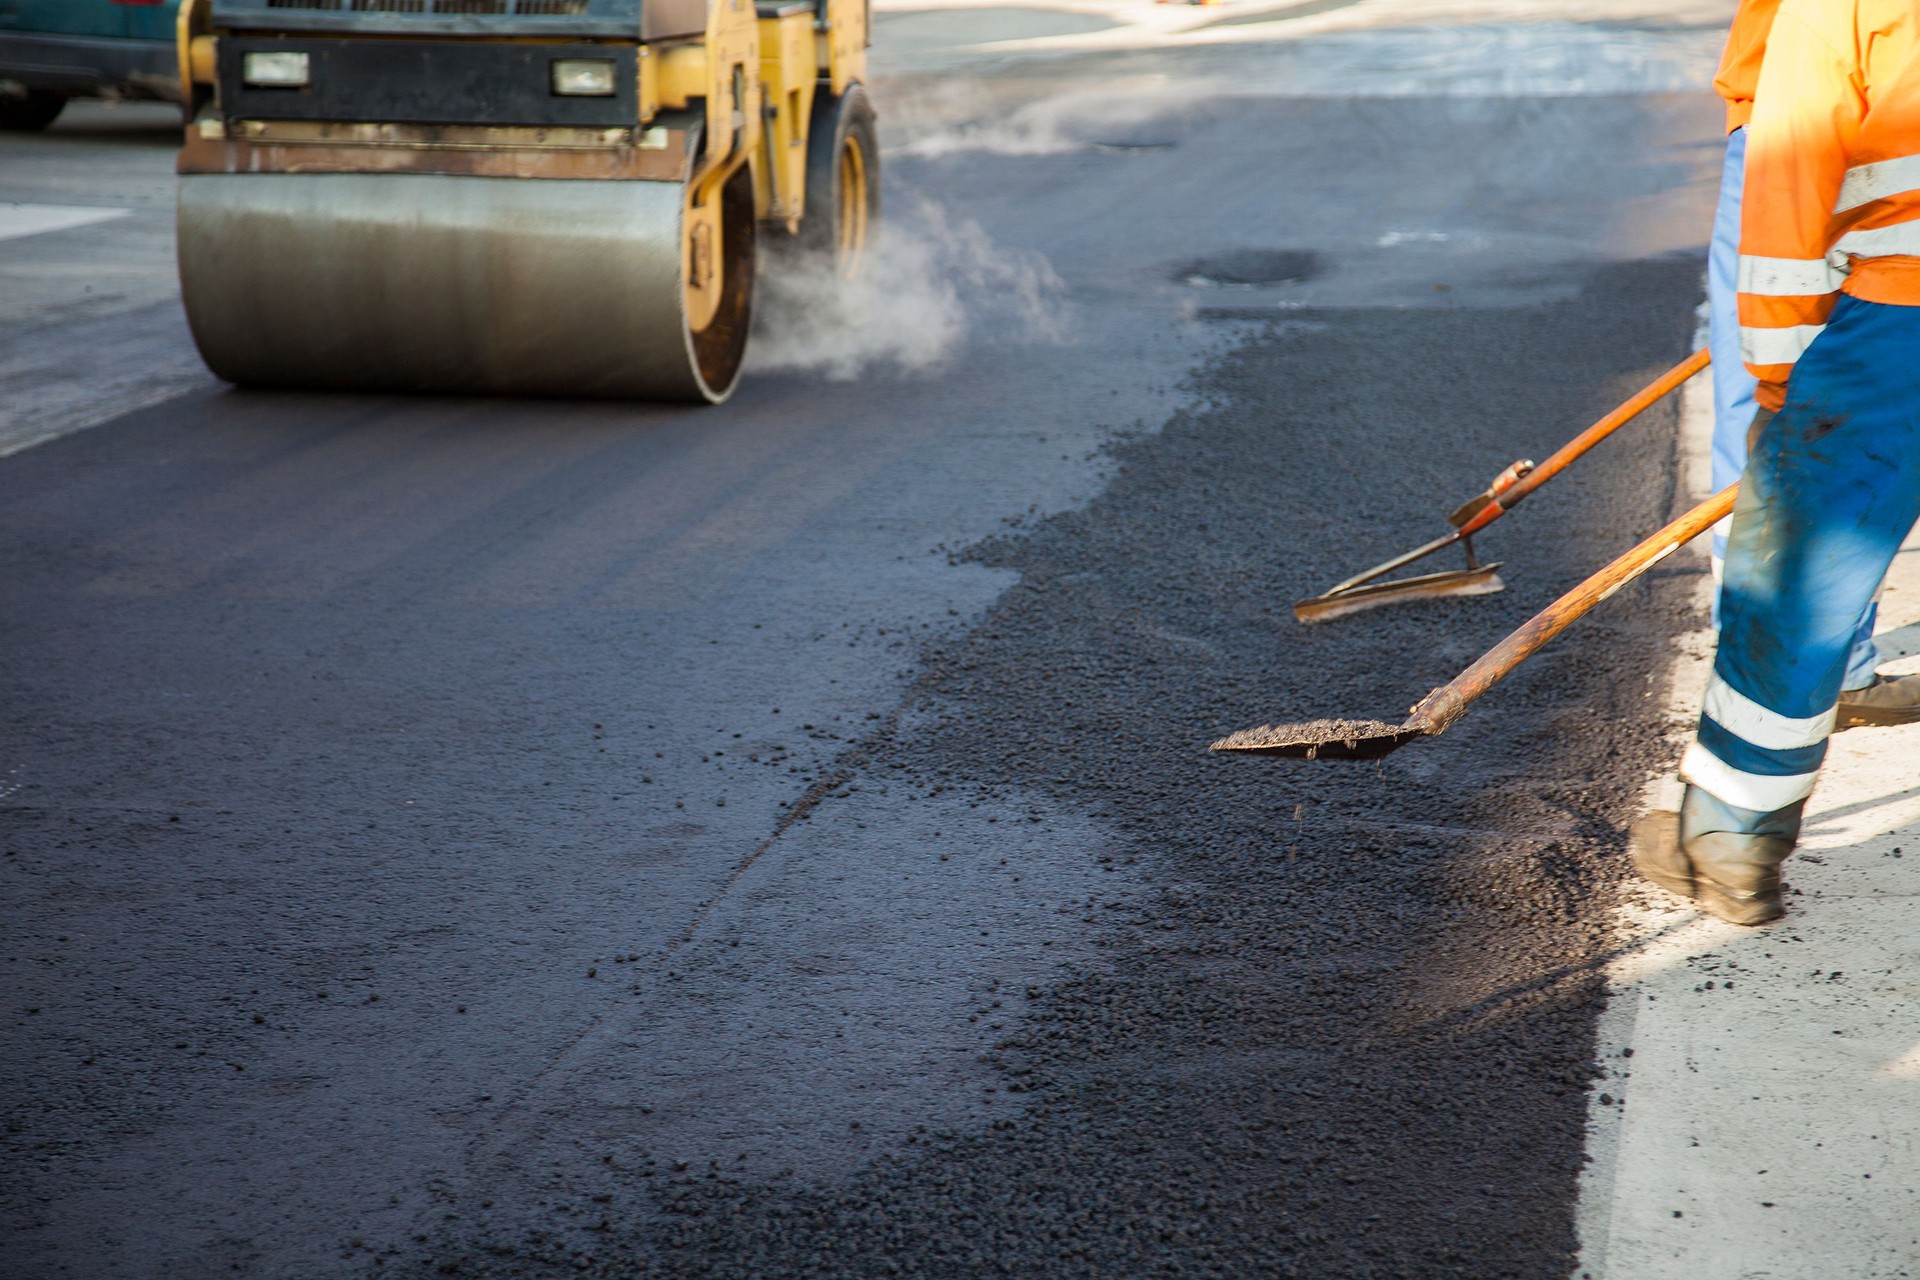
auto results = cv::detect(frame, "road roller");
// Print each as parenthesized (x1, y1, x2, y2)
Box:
(172, 0, 878, 402)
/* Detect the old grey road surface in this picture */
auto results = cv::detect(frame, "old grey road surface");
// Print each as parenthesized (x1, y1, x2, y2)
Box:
(3, 7, 1728, 1277)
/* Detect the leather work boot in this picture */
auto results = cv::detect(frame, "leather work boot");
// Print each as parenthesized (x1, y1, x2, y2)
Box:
(1835, 673, 1920, 730)
(1629, 786, 1804, 926)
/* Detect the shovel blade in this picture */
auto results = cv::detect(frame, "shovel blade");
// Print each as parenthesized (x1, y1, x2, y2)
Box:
(1294, 564, 1504, 624)
(1210, 718, 1430, 760)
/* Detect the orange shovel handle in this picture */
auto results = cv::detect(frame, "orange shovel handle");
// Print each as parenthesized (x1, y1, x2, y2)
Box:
(1412, 483, 1737, 733)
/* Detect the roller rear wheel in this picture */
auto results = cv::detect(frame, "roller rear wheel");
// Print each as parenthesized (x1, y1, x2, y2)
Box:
(798, 84, 880, 279)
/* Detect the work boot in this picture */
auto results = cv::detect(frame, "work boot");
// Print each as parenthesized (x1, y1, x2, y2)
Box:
(1629, 785, 1804, 926)
(1835, 674, 1920, 730)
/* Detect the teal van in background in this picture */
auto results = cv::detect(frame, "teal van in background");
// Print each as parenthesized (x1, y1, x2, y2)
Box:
(0, 0, 181, 130)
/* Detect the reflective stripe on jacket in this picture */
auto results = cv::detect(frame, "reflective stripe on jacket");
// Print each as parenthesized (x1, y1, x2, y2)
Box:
(1739, 0, 1920, 410)
(1714, 0, 1785, 133)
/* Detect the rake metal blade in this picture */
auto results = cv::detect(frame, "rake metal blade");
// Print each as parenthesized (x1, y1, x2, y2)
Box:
(1293, 565, 1504, 624)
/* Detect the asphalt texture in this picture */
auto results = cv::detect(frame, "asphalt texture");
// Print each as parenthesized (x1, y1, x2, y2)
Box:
(1, 48, 1721, 1280)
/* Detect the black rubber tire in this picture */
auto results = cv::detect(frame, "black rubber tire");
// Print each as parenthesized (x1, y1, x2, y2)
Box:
(0, 90, 68, 132)
(796, 83, 880, 277)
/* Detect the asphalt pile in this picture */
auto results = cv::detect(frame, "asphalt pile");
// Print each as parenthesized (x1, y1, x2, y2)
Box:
(424, 259, 1702, 1279)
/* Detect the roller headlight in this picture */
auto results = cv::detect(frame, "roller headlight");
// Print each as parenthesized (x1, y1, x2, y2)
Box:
(242, 50, 310, 88)
(551, 58, 616, 97)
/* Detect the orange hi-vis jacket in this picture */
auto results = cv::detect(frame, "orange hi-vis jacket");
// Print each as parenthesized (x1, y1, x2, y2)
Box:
(1715, 0, 1785, 133)
(1739, 0, 1920, 410)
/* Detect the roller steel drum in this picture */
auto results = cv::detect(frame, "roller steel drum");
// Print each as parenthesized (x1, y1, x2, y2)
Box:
(177, 172, 751, 402)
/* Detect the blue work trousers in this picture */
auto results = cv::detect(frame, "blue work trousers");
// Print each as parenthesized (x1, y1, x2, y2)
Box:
(1709, 126, 1881, 685)
(1681, 296, 1920, 816)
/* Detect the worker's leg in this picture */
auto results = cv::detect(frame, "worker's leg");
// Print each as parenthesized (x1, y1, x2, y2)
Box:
(1673, 296, 1920, 920)
(1707, 128, 1756, 533)
(1706, 127, 1888, 688)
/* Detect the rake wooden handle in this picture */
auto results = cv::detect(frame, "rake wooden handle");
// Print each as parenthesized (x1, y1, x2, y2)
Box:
(1409, 483, 1737, 733)
(1455, 346, 1711, 537)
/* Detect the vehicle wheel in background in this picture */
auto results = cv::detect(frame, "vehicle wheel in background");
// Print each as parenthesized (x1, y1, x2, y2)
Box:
(0, 89, 68, 132)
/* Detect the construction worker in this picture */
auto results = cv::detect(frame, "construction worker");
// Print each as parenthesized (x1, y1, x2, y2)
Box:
(1707, 0, 1920, 727)
(1634, 0, 1920, 925)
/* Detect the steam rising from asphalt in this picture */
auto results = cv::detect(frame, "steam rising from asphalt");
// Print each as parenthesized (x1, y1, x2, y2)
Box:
(886, 76, 1196, 158)
(748, 194, 1069, 380)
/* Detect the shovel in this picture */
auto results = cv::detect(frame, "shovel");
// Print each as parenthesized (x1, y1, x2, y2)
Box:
(1217, 484, 1736, 760)
(1294, 347, 1710, 623)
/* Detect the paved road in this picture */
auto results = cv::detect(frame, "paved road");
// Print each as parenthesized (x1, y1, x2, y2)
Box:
(0, 100, 211, 458)
(2, 8, 1725, 1277)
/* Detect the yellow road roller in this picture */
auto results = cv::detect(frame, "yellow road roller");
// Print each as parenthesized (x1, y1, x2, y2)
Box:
(172, 0, 877, 402)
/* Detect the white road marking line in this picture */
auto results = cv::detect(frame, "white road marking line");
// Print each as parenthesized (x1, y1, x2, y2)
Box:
(0, 299, 215, 461)
(0, 203, 132, 243)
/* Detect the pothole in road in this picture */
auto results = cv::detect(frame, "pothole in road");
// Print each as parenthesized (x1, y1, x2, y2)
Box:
(1176, 248, 1321, 288)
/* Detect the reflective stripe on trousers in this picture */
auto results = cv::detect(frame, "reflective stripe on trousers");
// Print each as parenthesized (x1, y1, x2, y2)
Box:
(1683, 295, 1920, 814)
